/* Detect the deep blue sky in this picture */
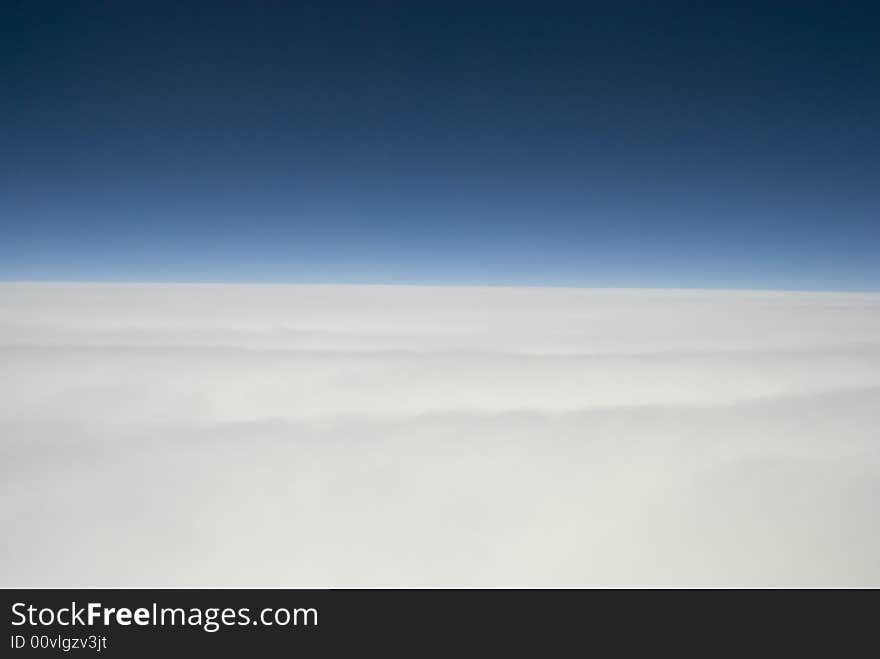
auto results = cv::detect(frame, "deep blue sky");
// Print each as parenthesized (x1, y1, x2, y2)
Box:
(3, 1, 878, 289)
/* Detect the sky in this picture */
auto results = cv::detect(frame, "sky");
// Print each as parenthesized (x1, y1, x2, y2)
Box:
(3, 1, 879, 290)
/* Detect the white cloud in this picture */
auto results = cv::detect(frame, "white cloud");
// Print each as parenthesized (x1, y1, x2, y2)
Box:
(1, 283, 879, 585)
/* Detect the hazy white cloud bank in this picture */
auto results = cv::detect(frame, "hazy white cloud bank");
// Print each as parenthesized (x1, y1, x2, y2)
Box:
(1, 283, 879, 586)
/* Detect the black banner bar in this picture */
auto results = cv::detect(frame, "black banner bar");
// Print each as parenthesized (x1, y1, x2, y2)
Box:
(2, 588, 872, 655)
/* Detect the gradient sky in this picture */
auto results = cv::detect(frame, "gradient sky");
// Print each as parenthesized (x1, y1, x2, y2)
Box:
(3, 1, 878, 289)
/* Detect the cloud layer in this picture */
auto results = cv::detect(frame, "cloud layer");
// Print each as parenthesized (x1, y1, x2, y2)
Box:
(2, 283, 879, 586)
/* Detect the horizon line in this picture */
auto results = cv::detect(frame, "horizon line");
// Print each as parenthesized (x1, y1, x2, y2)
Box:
(2, 279, 879, 295)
